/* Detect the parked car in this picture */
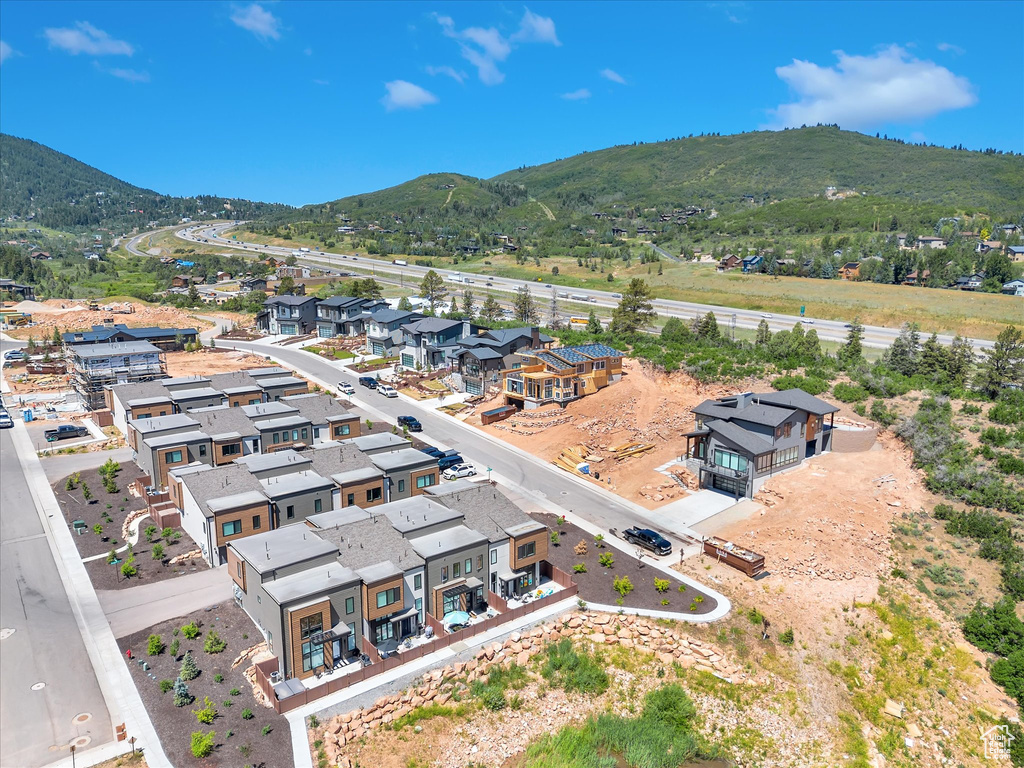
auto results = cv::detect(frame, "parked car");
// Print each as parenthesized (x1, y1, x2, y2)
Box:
(44, 424, 89, 442)
(358, 376, 377, 389)
(0, 410, 13, 429)
(622, 527, 672, 556)
(397, 415, 422, 432)
(377, 384, 399, 398)
(442, 462, 476, 480)
(337, 381, 355, 395)
(3, 350, 26, 362)
(437, 453, 465, 471)
(419, 446, 443, 458)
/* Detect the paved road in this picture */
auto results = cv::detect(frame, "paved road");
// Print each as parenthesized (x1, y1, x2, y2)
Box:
(0, 430, 112, 768)
(176, 222, 1001, 352)
(219, 339, 694, 552)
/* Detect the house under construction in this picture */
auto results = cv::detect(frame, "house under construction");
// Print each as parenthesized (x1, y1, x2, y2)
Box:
(67, 341, 168, 409)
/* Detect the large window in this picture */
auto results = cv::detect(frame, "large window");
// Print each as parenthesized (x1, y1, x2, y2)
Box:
(346, 623, 356, 652)
(300, 614, 324, 672)
(221, 520, 241, 537)
(345, 596, 354, 615)
(713, 449, 748, 473)
(413, 573, 422, 590)
(415, 597, 423, 622)
(221, 443, 240, 456)
(366, 487, 382, 502)
(252, 515, 261, 530)
(517, 541, 536, 560)
(490, 549, 498, 565)
(334, 424, 351, 437)
(346, 493, 355, 506)
(376, 587, 400, 609)
(374, 621, 394, 644)
(166, 450, 183, 464)
(416, 474, 436, 489)
(593, 360, 606, 370)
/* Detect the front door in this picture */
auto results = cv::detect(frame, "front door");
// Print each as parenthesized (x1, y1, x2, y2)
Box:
(331, 639, 342, 665)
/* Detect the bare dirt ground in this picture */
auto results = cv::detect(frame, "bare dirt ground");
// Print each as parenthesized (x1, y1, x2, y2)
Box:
(466, 359, 742, 508)
(5, 299, 214, 340)
(164, 348, 275, 377)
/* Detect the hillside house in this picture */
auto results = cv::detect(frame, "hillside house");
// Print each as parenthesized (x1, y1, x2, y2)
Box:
(0, 279, 35, 301)
(239, 277, 269, 293)
(839, 262, 861, 280)
(917, 236, 947, 250)
(977, 240, 1004, 255)
(450, 327, 552, 396)
(504, 343, 623, 410)
(1008, 246, 1024, 263)
(68, 341, 167, 409)
(718, 254, 741, 271)
(902, 269, 930, 286)
(256, 295, 319, 336)
(741, 255, 763, 273)
(63, 324, 198, 351)
(316, 296, 388, 338)
(955, 273, 985, 291)
(1002, 279, 1024, 296)
(366, 309, 425, 357)
(398, 318, 483, 370)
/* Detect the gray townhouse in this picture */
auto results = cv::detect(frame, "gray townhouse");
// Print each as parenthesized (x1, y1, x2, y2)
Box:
(449, 327, 553, 395)
(368, 448, 441, 500)
(279, 393, 361, 444)
(315, 296, 388, 338)
(682, 388, 840, 498)
(397, 318, 483, 370)
(365, 308, 425, 357)
(256, 295, 319, 336)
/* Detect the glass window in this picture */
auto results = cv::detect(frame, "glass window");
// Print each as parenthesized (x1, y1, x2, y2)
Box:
(416, 474, 435, 489)
(713, 449, 748, 473)
(517, 541, 536, 559)
(415, 597, 423, 621)
(272, 432, 280, 445)
(167, 450, 183, 463)
(375, 587, 400, 609)
(221, 520, 241, 537)
(374, 621, 395, 644)
(398, 479, 405, 493)
(286, 505, 295, 519)
(413, 573, 422, 590)
(301, 428, 308, 440)
(441, 566, 448, 583)
(593, 360, 606, 370)
(292, 429, 299, 441)
(222, 443, 240, 456)
(345, 596, 354, 614)
(465, 558, 472, 574)
(198, 444, 207, 457)
(346, 493, 354, 506)
(346, 623, 356, 652)
(453, 561, 461, 578)
(490, 549, 498, 565)
(366, 487, 382, 502)
(236, 562, 243, 578)
(249, 398, 262, 405)
(314, 498, 322, 513)
(477, 555, 483, 571)
(252, 515, 261, 530)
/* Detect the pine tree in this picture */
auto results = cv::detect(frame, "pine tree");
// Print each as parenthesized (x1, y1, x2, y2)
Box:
(397, 296, 413, 311)
(512, 286, 537, 323)
(755, 319, 772, 346)
(975, 326, 1024, 398)
(885, 322, 922, 376)
(480, 295, 502, 324)
(694, 312, 720, 341)
(586, 309, 601, 334)
(419, 270, 448, 313)
(610, 278, 656, 335)
(179, 651, 199, 682)
(804, 329, 821, 359)
(172, 677, 192, 707)
(838, 320, 864, 369)
(947, 335, 975, 389)
(918, 333, 950, 381)
(461, 290, 474, 318)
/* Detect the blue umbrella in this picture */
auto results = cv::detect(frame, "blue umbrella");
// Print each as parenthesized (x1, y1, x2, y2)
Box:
(442, 611, 470, 628)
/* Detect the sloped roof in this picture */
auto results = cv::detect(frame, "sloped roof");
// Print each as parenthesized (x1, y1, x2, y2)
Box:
(754, 389, 840, 416)
(704, 418, 773, 455)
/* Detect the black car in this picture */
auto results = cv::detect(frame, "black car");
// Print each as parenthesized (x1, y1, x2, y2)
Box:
(358, 376, 378, 389)
(397, 415, 422, 432)
(419, 446, 443, 458)
(623, 527, 672, 556)
(437, 453, 465, 471)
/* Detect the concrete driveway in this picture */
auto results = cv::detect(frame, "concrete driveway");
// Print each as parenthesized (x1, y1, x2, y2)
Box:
(640, 490, 740, 536)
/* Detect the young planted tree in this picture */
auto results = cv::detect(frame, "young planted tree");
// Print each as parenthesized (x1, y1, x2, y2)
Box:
(173, 677, 193, 707)
(419, 270, 448, 313)
(180, 651, 200, 681)
(609, 278, 656, 335)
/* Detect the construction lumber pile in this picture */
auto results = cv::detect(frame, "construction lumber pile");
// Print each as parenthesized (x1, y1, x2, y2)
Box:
(609, 440, 656, 460)
(552, 443, 600, 475)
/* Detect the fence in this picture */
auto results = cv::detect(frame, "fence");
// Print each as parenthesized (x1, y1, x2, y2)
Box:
(255, 565, 578, 714)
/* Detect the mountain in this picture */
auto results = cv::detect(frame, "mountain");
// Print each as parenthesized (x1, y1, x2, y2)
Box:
(0, 134, 291, 232)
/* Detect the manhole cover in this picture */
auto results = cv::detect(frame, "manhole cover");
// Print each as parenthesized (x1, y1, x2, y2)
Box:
(73, 713, 92, 725)
(69, 736, 91, 749)
(0, 628, 14, 640)
(31, 682, 46, 691)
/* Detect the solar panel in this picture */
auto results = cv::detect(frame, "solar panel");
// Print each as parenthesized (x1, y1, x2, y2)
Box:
(552, 347, 588, 363)
(537, 352, 573, 371)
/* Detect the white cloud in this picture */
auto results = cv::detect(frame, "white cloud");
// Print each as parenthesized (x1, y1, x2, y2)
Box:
(909, 131, 927, 143)
(381, 80, 438, 111)
(426, 65, 467, 84)
(600, 68, 626, 84)
(561, 88, 590, 101)
(0, 40, 15, 65)
(764, 45, 976, 130)
(313, 78, 329, 86)
(230, 4, 281, 41)
(937, 42, 965, 55)
(706, 2, 747, 23)
(44, 22, 133, 56)
(108, 67, 149, 83)
(510, 8, 561, 46)
(435, 9, 559, 86)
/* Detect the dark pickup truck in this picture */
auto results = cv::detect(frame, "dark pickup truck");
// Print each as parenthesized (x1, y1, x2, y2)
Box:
(623, 527, 672, 556)
(44, 424, 89, 442)
(397, 416, 422, 432)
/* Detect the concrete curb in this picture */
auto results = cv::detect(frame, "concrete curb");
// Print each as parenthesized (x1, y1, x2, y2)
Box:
(8, 418, 171, 768)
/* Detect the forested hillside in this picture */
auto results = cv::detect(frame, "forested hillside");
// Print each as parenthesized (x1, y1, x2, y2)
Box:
(0, 134, 291, 232)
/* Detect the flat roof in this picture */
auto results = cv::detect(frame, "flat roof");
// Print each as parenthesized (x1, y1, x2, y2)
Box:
(144, 429, 209, 449)
(71, 341, 161, 358)
(256, 415, 311, 431)
(256, 376, 306, 389)
(172, 387, 224, 402)
(263, 562, 359, 604)
(241, 402, 298, 420)
(376, 496, 463, 534)
(230, 525, 338, 573)
(342, 433, 411, 451)
(355, 560, 403, 584)
(259, 471, 334, 498)
(370, 448, 437, 472)
(233, 450, 311, 473)
(244, 367, 291, 378)
(306, 507, 372, 529)
(206, 490, 268, 513)
(331, 467, 384, 485)
(126, 395, 173, 407)
(408, 525, 487, 557)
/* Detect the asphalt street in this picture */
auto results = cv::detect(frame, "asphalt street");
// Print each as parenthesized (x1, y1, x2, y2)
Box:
(0, 429, 112, 768)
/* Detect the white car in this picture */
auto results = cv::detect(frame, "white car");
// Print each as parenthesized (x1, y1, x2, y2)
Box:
(800, 318, 815, 324)
(443, 463, 477, 480)
(0, 410, 13, 429)
(337, 381, 355, 395)
(761, 313, 773, 319)
(377, 384, 399, 398)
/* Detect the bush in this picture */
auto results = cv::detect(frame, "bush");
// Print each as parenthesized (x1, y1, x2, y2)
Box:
(144, 525, 157, 542)
(550, 531, 560, 546)
(653, 578, 670, 593)
(204, 630, 227, 654)
(832, 382, 869, 403)
(241, 708, 254, 720)
(180, 651, 200, 681)
(229, 687, 240, 696)
(193, 696, 217, 725)
(161, 527, 175, 540)
(989, 389, 1024, 426)
(479, 686, 506, 711)
(261, 725, 272, 736)
(93, 524, 103, 536)
(147, 634, 164, 656)
(173, 678, 192, 708)
(169, 639, 180, 658)
(747, 607, 765, 625)
(152, 543, 164, 561)
(106, 548, 117, 564)
(995, 453, 1024, 476)
(980, 427, 1013, 447)
(190, 730, 215, 759)
(181, 622, 201, 639)
(779, 628, 795, 645)
(870, 399, 899, 427)
(594, 534, 605, 548)
(573, 563, 587, 574)
(120, 558, 137, 579)
(772, 374, 828, 395)
(613, 575, 634, 598)
(159, 679, 174, 694)
(598, 552, 614, 568)
(541, 639, 609, 695)
(213, 673, 223, 683)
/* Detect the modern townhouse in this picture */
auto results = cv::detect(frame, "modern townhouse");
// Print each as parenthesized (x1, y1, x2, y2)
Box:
(256, 295, 319, 336)
(503, 343, 623, 410)
(449, 327, 553, 395)
(279, 393, 361, 444)
(68, 341, 168, 409)
(365, 308, 425, 356)
(315, 296, 388, 338)
(682, 388, 840, 498)
(307, 443, 388, 510)
(397, 318, 483, 370)
(367, 448, 440, 500)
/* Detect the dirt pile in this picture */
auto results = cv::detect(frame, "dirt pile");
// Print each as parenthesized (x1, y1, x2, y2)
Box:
(6, 300, 213, 340)
(164, 348, 273, 377)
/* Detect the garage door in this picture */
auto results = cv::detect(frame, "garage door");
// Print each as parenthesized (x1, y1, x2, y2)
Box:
(711, 473, 744, 497)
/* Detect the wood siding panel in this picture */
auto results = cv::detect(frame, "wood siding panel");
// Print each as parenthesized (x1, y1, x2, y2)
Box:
(214, 440, 243, 465)
(339, 478, 386, 508)
(410, 468, 438, 497)
(511, 529, 548, 570)
(156, 446, 189, 488)
(227, 548, 246, 592)
(287, 599, 330, 680)
(362, 576, 404, 622)
(214, 502, 271, 548)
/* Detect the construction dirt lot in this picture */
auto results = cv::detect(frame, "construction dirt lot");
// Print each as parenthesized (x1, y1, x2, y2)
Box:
(163, 347, 276, 377)
(466, 358, 736, 509)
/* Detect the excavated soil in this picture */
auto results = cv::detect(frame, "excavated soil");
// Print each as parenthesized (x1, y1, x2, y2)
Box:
(5, 299, 214, 340)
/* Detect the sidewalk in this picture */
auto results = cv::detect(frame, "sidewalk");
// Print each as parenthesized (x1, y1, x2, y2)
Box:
(8, 419, 171, 768)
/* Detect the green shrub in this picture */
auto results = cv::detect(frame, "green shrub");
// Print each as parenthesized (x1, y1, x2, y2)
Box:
(169, 639, 180, 658)
(550, 531, 560, 546)
(261, 725, 272, 736)
(144, 525, 158, 542)
(995, 453, 1024, 476)
(613, 575, 634, 598)
(598, 552, 614, 568)
(241, 708, 254, 720)
(147, 634, 164, 656)
(594, 534, 605, 548)
(541, 639, 609, 695)
(870, 399, 899, 427)
(478, 686, 506, 711)
(746, 607, 765, 625)
(181, 622, 201, 640)
(572, 563, 587, 574)
(159, 679, 174, 694)
(229, 687, 240, 696)
(980, 427, 1013, 447)
(152, 543, 164, 560)
(120, 559, 137, 579)
(653, 578, 670, 593)
(832, 382, 869, 402)
(204, 630, 227, 654)
(161, 526, 175, 540)
(190, 730, 215, 759)
(193, 696, 217, 725)
(180, 651, 199, 681)
(772, 374, 828, 395)
(173, 678, 192, 707)
(779, 628, 795, 645)
(213, 673, 223, 683)
(989, 389, 1024, 426)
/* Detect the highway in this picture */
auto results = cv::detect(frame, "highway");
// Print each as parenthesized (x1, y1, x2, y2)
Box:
(172, 222, 1001, 352)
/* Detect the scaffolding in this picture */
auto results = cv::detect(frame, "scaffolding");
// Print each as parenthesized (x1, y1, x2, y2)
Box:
(66, 341, 168, 409)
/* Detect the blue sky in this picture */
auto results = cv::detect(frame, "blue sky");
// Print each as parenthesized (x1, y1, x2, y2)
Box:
(1, 1, 1021, 207)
